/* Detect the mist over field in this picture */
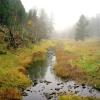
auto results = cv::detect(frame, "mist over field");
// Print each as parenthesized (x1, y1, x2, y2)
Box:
(0, 0, 100, 100)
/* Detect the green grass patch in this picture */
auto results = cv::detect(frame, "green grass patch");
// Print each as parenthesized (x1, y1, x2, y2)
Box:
(58, 95, 100, 100)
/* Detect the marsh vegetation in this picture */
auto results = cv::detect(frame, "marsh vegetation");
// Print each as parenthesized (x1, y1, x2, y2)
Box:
(0, 0, 100, 100)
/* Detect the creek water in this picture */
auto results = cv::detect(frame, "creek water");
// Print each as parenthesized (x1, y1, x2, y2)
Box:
(23, 49, 100, 100)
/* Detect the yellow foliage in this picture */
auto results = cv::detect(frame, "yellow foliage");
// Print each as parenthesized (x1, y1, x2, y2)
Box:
(58, 95, 100, 100)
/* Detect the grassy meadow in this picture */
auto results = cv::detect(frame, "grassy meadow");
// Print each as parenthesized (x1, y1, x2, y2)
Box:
(0, 40, 56, 100)
(0, 39, 100, 100)
(54, 39, 100, 89)
(54, 39, 100, 100)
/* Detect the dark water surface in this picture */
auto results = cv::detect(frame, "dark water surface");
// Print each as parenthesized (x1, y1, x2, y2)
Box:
(23, 50, 100, 100)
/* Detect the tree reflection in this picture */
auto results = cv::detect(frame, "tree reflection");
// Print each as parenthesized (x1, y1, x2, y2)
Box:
(28, 60, 47, 80)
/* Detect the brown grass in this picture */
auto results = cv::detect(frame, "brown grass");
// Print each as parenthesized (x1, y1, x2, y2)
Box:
(54, 40, 100, 89)
(0, 88, 21, 100)
(54, 45, 86, 80)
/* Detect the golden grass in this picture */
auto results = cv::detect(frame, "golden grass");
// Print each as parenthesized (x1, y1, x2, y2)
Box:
(54, 39, 100, 89)
(54, 45, 86, 80)
(0, 40, 57, 100)
(0, 88, 21, 100)
(58, 95, 100, 100)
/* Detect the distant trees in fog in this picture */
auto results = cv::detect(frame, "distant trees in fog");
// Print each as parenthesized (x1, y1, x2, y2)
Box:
(75, 15, 89, 41)
(73, 14, 100, 40)
(88, 14, 100, 38)
(26, 8, 53, 43)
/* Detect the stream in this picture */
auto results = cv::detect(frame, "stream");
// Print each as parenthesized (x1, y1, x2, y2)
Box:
(23, 49, 100, 100)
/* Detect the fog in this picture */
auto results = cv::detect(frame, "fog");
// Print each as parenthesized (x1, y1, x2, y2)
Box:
(0, 0, 100, 99)
(21, 0, 100, 32)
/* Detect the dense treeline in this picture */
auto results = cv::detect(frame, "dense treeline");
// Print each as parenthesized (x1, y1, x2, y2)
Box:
(0, 0, 53, 49)
(0, 0, 26, 26)
(0, 0, 26, 49)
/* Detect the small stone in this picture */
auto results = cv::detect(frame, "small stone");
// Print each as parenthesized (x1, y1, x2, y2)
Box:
(26, 89, 30, 91)
(75, 91, 79, 94)
(55, 88, 60, 91)
(81, 83, 85, 87)
(74, 85, 79, 89)
(57, 83, 60, 85)
(22, 92, 28, 96)
(82, 86, 86, 89)
(50, 92, 56, 95)
(89, 89, 93, 93)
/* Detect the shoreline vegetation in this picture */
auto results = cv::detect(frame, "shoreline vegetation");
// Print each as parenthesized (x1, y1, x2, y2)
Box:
(0, 39, 100, 100)
(0, 40, 56, 100)
(58, 95, 100, 100)
(54, 40, 100, 88)
(0, 0, 100, 100)
(54, 39, 100, 100)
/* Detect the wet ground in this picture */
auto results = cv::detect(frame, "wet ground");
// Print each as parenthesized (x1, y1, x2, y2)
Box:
(23, 50, 100, 100)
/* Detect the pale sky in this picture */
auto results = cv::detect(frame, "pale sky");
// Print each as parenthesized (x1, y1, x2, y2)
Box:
(21, 0, 100, 31)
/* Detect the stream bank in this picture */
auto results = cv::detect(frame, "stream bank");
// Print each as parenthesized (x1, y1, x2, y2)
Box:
(23, 49, 100, 100)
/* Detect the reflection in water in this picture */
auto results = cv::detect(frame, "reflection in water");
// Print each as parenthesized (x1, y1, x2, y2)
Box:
(28, 60, 47, 80)
(44, 55, 59, 82)
(23, 50, 100, 100)
(28, 50, 58, 82)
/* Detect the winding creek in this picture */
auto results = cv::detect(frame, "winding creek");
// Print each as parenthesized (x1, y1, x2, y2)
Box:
(23, 49, 100, 100)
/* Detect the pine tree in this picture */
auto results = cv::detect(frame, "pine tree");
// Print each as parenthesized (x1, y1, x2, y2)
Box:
(0, 0, 26, 48)
(75, 15, 89, 41)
